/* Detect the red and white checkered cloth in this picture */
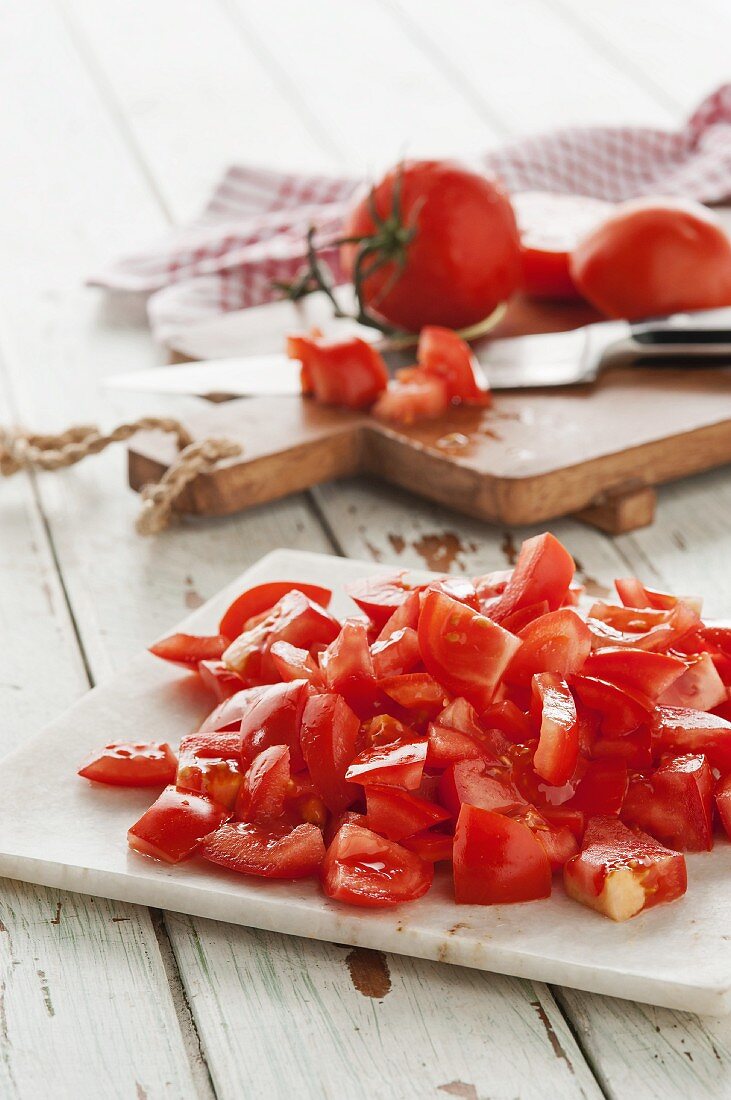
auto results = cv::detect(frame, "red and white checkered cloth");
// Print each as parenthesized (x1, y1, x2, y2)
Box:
(91, 85, 731, 348)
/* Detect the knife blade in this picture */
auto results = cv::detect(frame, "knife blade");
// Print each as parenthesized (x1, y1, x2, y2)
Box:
(105, 309, 731, 397)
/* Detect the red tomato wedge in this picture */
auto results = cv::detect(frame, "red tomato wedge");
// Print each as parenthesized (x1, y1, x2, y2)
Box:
(79, 741, 177, 788)
(218, 581, 332, 640)
(201, 821, 326, 879)
(621, 753, 714, 852)
(512, 191, 612, 300)
(438, 758, 524, 816)
(652, 706, 731, 773)
(345, 739, 428, 790)
(453, 804, 552, 905)
(371, 626, 421, 678)
(572, 676, 652, 737)
(319, 619, 376, 695)
(322, 823, 433, 908)
(715, 774, 731, 838)
(582, 648, 686, 701)
(300, 693, 360, 813)
(346, 573, 418, 630)
(563, 816, 687, 922)
(504, 609, 591, 686)
(400, 831, 454, 863)
(149, 633, 229, 669)
(418, 589, 521, 711)
(289, 333, 389, 410)
(380, 672, 447, 716)
(236, 745, 291, 823)
(615, 577, 702, 616)
(128, 786, 229, 864)
(239, 680, 311, 770)
(490, 534, 575, 623)
(531, 673, 578, 786)
(417, 326, 491, 406)
(365, 786, 451, 840)
(269, 641, 323, 686)
(565, 758, 628, 816)
(223, 590, 340, 682)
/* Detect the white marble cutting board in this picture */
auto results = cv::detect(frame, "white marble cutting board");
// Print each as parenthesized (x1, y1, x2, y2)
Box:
(1, 549, 730, 1015)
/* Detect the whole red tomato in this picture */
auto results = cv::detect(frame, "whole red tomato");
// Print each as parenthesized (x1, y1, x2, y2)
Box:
(570, 197, 731, 320)
(341, 161, 522, 332)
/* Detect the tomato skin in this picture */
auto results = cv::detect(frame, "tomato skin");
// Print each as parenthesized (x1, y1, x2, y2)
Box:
(201, 821, 326, 879)
(288, 334, 388, 409)
(571, 197, 731, 320)
(621, 753, 714, 852)
(652, 705, 731, 772)
(239, 680, 311, 771)
(79, 741, 177, 788)
(582, 648, 686, 701)
(417, 327, 491, 406)
(300, 693, 361, 813)
(531, 673, 578, 786)
(490, 533, 575, 624)
(128, 786, 229, 864)
(224, 590, 340, 682)
(563, 816, 687, 922)
(345, 739, 427, 790)
(149, 634, 229, 669)
(504, 609, 591, 686)
(341, 161, 522, 332)
(347, 574, 417, 630)
(365, 786, 451, 840)
(513, 191, 612, 300)
(438, 758, 524, 816)
(453, 804, 552, 905)
(218, 581, 332, 640)
(236, 745, 291, 824)
(418, 589, 521, 711)
(322, 823, 433, 907)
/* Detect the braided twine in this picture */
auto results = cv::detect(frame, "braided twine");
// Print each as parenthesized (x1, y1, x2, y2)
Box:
(0, 418, 241, 535)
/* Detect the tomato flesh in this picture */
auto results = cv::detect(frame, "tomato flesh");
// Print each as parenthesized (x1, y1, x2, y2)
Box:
(621, 753, 713, 851)
(453, 804, 552, 905)
(219, 581, 332, 640)
(300, 693, 360, 812)
(417, 326, 491, 406)
(490, 533, 575, 623)
(504, 609, 591, 686)
(512, 191, 612, 300)
(128, 786, 229, 864)
(345, 739, 427, 790)
(289, 333, 388, 410)
(531, 673, 578, 786)
(79, 741, 177, 788)
(149, 633, 229, 669)
(322, 823, 433, 908)
(202, 821, 326, 879)
(652, 705, 731, 773)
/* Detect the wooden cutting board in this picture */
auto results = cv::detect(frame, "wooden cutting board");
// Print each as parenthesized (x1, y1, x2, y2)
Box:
(128, 295, 731, 534)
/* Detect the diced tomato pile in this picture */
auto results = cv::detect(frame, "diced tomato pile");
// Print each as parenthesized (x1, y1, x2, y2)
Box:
(78, 533, 731, 921)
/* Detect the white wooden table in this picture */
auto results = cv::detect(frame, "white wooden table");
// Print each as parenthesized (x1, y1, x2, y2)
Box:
(2, 1, 731, 1095)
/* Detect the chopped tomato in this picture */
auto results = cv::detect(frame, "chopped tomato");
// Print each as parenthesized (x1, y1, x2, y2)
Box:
(504, 609, 591, 686)
(438, 757, 523, 816)
(419, 589, 521, 711)
(219, 581, 332, 640)
(375, 589, 421, 640)
(149, 633, 229, 669)
(371, 627, 421, 678)
(365, 786, 451, 840)
(128, 786, 229, 864)
(269, 640, 323, 686)
(582, 647, 686, 701)
(531, 673, 578, 786)
(178, 730, 242, 762)
(177, 754, 243, 811)
(572, 676, 652, 737)
(372, 367, 450, 426)
(236, 745, 291, 824)
(505, 803, 579, 870)
(400, 830, 454, 863)
(499, 601, 551, 635)
(453, 804, 552, 905)
(202, 821, 325, 879)
(715, 774, 731, 838)
(380, 672, 447, 716)
(490, 533, 575, 623)
(565, 758, 628, 816)
(320, 620, 376, 706)
(288, 333, 388, 409)
(481, 700, 534, 744)
(345, 739, 428, 790)
(563, 816, 687, 921)
(198, 660, 246, 701)
(322, 823, 433, 908)
(587, 600, 699, 653)
(659, 652, 727, 712)
(652, 705, 731, 773)
(417, 326, 491, 406)
(224, 590, 340, 681)
(347, 573, 418, 630)
(239, 680, 311, 770)
(198, 686, 268, 734)
(300, 693, 360, 813)
(621, 753, 713, 851)
(615, 577, 702, 616)
(79, 741, 177, 788)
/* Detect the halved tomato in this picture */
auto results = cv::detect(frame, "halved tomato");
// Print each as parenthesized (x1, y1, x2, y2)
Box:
(531, 673, 578, 786)
(490, 533, 575, 623)
(512, 191, 612, 300)
(417, 326, 491, 406)
(201, 820, 325, 879)
(345, 739, 428, 790)
(621, 753, 713, 851)
(365, 786, 451, 841)
(289, 333, 389, 410)
(321, 823, 433, 907)
(300, 693, 360, 812)
(128, 786, 229, 864)
(453, 804, 552, 905)
(563, 816, 687, 921)
(79, 741, 177, 788)
(219, 581, 332, 640)
(419, 588, 521, 711)
(504, 609, 591, 686)
(149, 633, 229, 669)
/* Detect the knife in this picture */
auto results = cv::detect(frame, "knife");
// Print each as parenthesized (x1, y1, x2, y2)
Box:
(106, 309, 731, 396)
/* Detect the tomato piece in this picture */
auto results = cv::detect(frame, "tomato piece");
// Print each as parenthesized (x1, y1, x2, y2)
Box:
(505, 804, 579, 871)
(513, 191, 612, 300)
(268, 640, 323, 686)
(300, 693, 360, 813)
(563, 816, 687, 921)
(347, 573, 419, 630)
(239, 680, 311, 770)
(128, 786, 229, 864)
(541, 805, 586, 843)
(372, 368, 450, 426)
(202, 820, 325, 879)
(417, 326, 491, 406)
(400, 830, 454, 863)
(531, 673, 578, 786)
(480, 700, 534, 744)
(622, 753, 713, 852)
(375, 589, 421, 641)
(149, 633, 229, 669)
(570, 197, 731, 320)
(659, 652, 727, 712)
(652, 705, 731, 773)
(365, 786, 451, 841)
(565, 759, 629, 816)
(473, 568, 512, 608)
(418, 589, 521, 711)
(79, 741, 177, 788)
(198, 686, 268, 734)
(572, 675, 652, 737)
(380, 672, 447, 716)
(197, 660, 246, 701)
(503, 609, 591, 686)
(322, 823, 433, 908)
(178, 730, 242, 763)
(582, 647, 686, 701)
(218, 581, 332, 640)
(236, 745, 291, 823)
(592, 725, 653, 772)
(490, 533, 575, 623)
(341, 160, 521, 332)
(224, 590, 340, 681)
(453, 804, 552, 905)
(371, 626, 421, 678)
(615, 577, 702, 616)
(345, 739, 427, 790)
(176, 753, 243, 811)
(438, 758, 524, 816)
(288, 333, 388, 410)
(587, 600, 699, 653)
(498, 601, 551, 635)
(715, 774, 731, 838)
(320, 619, 376, 698)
